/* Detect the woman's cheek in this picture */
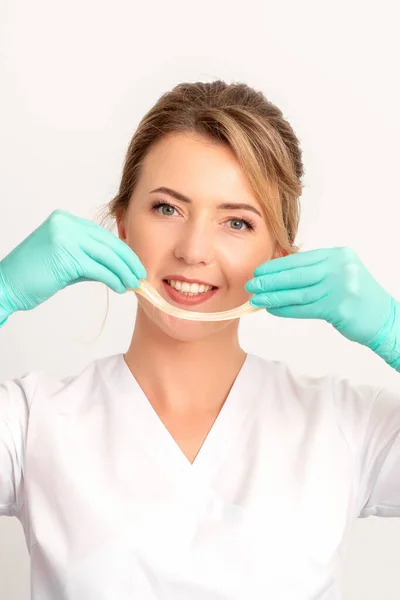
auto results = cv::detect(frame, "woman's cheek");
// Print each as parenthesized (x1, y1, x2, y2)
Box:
(221, 247, 255, 283)
(126, 227, 155, 264)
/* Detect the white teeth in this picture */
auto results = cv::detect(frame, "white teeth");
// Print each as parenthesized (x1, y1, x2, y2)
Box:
(167, 280, 213, 294)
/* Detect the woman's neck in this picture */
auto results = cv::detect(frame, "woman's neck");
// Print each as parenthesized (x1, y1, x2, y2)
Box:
(123, 309, 246, 414)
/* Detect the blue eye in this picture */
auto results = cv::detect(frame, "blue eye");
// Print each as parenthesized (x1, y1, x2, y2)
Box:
(151, 202, 177, 216)
(229, 217, 254, 231)
(230, 219, 247, 231)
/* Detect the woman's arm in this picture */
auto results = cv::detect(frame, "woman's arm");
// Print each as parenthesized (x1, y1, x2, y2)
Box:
(0, 374, 35, 518)
(0, 294, 10, 327)
(367, 297, 400, 371)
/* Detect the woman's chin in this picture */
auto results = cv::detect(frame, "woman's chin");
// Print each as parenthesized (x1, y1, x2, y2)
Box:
(156, 310, 231, 341)
(137, 304, 231, 341)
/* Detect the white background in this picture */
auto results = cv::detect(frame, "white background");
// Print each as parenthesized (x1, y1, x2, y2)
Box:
(1, 0, 400, 597)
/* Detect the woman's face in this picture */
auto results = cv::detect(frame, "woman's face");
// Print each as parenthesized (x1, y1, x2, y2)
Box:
(117, 132, 284, 342)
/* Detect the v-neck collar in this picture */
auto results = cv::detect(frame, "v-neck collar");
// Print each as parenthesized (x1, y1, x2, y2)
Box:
(105, 352, 263, 488)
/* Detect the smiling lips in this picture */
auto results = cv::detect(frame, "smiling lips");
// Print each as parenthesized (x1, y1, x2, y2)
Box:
(162, 279, 218, 306)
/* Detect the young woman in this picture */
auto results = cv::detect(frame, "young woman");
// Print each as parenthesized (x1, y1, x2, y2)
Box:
(1, 80, 399, 600)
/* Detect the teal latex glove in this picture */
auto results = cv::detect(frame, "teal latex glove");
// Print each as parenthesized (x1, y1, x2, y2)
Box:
(0, 209, 147, 325)
(245, 247, 400, 370)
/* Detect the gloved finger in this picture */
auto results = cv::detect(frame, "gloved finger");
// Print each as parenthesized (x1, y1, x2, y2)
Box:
(262, 303, 326, 319)
(72, 258, 126, 294)
(80, 239, 140, 290)
(245, 261, 328, 294)
(249, 279, 329, 309)
(254, 248, 330, 276)
(64, 276, 94, 287)
(82, 220, 147, 280)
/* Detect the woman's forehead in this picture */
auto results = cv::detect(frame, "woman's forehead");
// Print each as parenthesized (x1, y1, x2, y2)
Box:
(139, 133, 260, 204)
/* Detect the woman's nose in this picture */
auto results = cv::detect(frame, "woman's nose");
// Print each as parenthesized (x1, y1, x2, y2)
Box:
(173, 223, 215, 265)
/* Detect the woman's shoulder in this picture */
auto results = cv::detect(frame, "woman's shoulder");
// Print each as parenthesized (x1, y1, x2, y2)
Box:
(249, 351, 388, 414)
(0, 353, 123, 407)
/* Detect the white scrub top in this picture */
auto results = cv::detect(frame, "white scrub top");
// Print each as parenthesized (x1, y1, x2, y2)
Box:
(1, 352, 400, 599)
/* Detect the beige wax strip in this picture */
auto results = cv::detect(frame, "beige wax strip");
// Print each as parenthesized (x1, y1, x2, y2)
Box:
(131, 279, 263, 321)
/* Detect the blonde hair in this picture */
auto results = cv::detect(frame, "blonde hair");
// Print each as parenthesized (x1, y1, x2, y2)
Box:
(99, 80, 304, 255)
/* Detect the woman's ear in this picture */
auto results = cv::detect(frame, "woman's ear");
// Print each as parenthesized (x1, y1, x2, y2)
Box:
(273, 245, 288, 260)
(115, 210, 127, 242)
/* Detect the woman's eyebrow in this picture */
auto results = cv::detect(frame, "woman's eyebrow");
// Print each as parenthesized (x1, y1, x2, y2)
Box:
(150, 186, 262, 218)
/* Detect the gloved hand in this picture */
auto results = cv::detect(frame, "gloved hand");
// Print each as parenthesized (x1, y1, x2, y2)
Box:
(0, 209, 147, 324)
(245, 247, 400, 369)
